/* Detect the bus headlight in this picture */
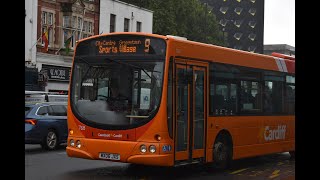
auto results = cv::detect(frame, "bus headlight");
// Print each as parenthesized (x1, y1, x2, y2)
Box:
(70, 139, 75, 147)
(76, 140, 81, 148)
(140, 145, 147, 153)
(149, 145, 156, 153)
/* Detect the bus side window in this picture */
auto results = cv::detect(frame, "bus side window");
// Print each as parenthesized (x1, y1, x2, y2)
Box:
(213, 83, 238, 116)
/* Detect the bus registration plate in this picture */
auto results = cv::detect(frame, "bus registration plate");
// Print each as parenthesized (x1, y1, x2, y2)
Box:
(99, 152, 120, 160)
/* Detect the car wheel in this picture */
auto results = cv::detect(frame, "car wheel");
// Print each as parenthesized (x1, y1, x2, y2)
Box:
(41, 130, 58, 150)
(213, 138, 232, 170)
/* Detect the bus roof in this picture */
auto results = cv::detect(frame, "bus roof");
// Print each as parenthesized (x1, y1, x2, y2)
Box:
(75, 32, 295, 74)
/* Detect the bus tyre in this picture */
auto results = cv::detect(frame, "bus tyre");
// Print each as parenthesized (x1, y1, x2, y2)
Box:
(41, 130, 58, 150)
(289, 151, 295, 159)
(213, 139, 232, 170)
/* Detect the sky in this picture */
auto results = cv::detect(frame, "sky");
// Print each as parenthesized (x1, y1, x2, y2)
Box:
(264, 0, 295, 47)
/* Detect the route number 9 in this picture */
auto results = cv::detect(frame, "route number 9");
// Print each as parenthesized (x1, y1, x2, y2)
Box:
(145, 38, 150, 53)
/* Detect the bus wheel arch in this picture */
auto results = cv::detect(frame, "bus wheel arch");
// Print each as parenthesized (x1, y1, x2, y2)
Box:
(213, 129, 233, 169)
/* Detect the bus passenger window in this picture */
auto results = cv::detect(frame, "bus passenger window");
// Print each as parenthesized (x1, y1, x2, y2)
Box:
(240, 81, 261, 112)
(229, 84, 237, 115)
(214, 84, 228, 115)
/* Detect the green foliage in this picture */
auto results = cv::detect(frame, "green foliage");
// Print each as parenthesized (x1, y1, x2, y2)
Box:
(121, 0, 226, 46)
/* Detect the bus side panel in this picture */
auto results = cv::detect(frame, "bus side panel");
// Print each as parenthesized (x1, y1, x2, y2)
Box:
(234, 140, 294, 160)
(206, 115, 294, 161)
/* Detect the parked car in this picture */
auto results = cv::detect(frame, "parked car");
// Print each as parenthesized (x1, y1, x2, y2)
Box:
(25, 102, 68, 150)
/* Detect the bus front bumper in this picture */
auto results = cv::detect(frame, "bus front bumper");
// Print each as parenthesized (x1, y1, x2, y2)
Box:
(66, 138, 174, 166)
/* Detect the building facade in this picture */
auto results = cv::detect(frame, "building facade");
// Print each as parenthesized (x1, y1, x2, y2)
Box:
(99, 0, 153, 34)
(25, 0, 40, 90)
(25, 0, 153, 93)
(25, 0, 100, 93)
(25, 0, 38, 66)
(35, 0, 100, 93)
(202, 0, 264, 53)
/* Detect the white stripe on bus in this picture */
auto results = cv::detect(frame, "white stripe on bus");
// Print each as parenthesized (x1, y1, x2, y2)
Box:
(274, 57, 283, 72)
(279, 58, 288, 72)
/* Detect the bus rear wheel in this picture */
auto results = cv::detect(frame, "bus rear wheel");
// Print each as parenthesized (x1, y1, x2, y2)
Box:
(213, 138, 232, 169)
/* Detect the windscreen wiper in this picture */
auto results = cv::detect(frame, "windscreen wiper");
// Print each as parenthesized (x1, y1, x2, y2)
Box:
(75, 56, 90, 66)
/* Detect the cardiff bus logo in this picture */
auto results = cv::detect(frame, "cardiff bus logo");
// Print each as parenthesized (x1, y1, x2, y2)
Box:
(258, 125, 286, 141)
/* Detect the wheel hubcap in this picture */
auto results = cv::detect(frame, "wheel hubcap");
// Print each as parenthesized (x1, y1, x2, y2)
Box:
(47, 132, 57, 148)
(217, 144, 227, 161)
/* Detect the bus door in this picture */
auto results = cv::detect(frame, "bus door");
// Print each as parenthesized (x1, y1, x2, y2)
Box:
(174, 61, 207, 163)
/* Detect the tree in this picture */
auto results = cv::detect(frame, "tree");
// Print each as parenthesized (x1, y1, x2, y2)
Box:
(121, 0, 226, 46)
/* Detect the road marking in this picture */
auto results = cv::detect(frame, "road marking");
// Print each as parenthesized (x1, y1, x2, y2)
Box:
(249, 170, 264, 177)
(269, 170, 280, 179)
(230, 168, 249, 175)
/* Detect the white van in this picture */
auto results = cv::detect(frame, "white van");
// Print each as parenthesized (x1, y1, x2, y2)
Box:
(25, 91, 68, 104)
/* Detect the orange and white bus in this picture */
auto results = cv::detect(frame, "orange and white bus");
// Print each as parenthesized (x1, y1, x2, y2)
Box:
(66, 32, 295, 168)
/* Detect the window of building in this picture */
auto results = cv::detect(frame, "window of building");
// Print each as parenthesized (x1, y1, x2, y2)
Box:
(234, 20, 242, 28)
(234, 33, 243, 40)
(48, 13, 53, 25)
(63, 16, 71, 27)
(248, 33, 256, 41)
(110, 14, 116, 33)
(83, 21, 88, 32)
(249, 8, 256, 16)
(72, 16, 77, 28)
(136, 21, 141, 32)
(234, 7, 243, 15)
(219, 19, 228, 27)
(42, 11, 47, 25)
(77, 17, 82, 29)
(124, 18, 130, 32)
(62, 15, 94, 50)
(248, 21, 256, 28)
(41, 11, 54, 48)
(88, 22, 93, 33)
(219, 7, 229, 14)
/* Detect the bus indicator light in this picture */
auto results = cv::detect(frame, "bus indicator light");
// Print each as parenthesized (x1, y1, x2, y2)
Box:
(155, 134, 161, 141)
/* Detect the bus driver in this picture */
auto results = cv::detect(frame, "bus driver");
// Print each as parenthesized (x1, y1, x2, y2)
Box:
(107, 79, 127, 111)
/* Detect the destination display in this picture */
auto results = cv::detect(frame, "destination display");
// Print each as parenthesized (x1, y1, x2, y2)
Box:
(75, 35, 166, 56)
